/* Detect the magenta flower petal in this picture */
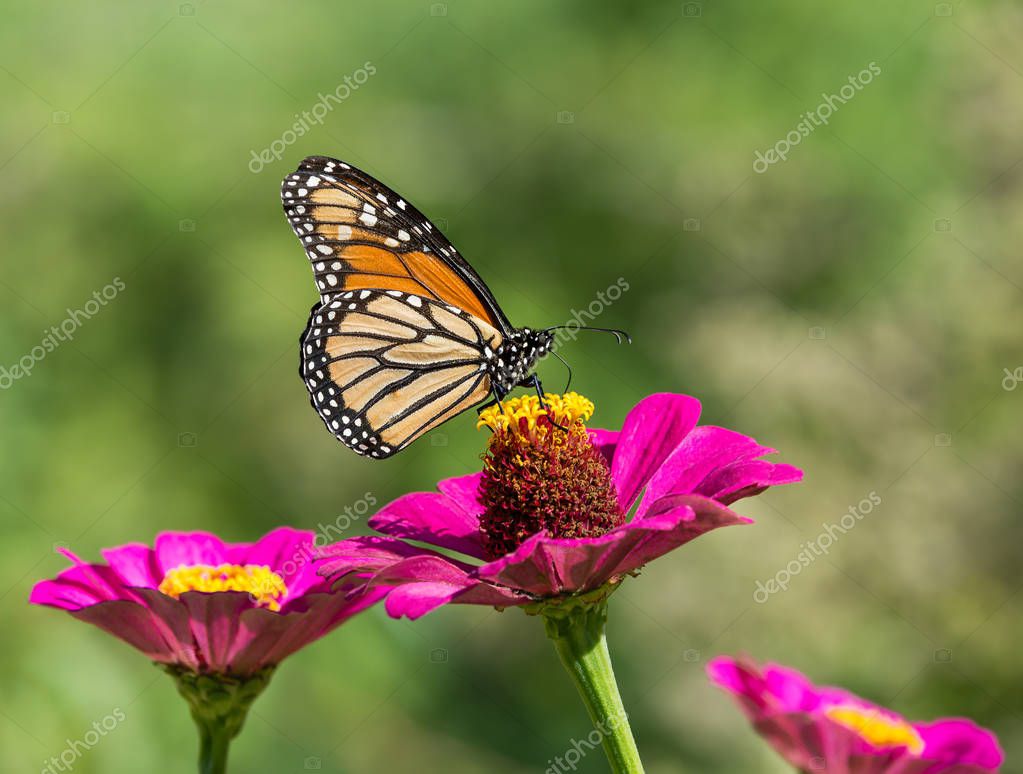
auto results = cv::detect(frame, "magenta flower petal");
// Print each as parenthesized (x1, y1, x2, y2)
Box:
(383, 578, 527, 620)
(917, 720, 1005, 772)
(223, 608, 304, 675)
(316, 535, 477, 580)
(708, 657, 1003, 774)
(704, 460, 804, 505)
(474, 494, 750, 596)
(100, 543, 161, 588)
(229, 526, 308, 570)
(175, 590, 254, 673)
(376, 552, 523, 619)
(154, 531, 228, 573)
(31, 528, 383, 677)
(610, 393, 702, 509)
(373, 554, 477, 588)
(318, 538, 530, 619)
(215, 526, 321, 600)
(129, 587, 202, 663)
(383, 581, 469, 619)
(436, 472, 485, 517)
(226, 587, 386, 674)
(69, 599, 198, 667)
(588, 428, 619, 468)
(28, 578, 94, 610)
(29, 558, 141, 608)
(369, 490, 486, 559)
(470, 532, 561, 595)
(709, 657, 858, 715)
(613, 493, 754, 574)
(639, 426, 803, 516)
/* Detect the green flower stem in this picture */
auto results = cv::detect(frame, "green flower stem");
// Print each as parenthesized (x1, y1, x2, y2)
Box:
(542, 598, 645, 774)
(197, 722, 231, 774)
(161, 664, 276, 774)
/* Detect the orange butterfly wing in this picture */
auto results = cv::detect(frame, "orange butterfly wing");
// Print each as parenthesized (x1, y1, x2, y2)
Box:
(282, 156, 510, 331)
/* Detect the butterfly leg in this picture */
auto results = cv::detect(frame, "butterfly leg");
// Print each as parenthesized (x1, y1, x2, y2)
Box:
(476, 397, 501, 415)
(526, 374, 569, 432)
(476, 384, 508, 420)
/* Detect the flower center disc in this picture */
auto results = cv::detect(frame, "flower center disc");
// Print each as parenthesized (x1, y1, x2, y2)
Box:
(825, 704, 924, 754)
(159, 564, 288, 611)
(476, 392, 624, 558)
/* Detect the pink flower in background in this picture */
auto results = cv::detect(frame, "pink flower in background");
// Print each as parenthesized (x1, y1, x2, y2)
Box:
(317, 392, 802, 619)
(707, 656, 1003, 774)
(30, 527, 384, 675)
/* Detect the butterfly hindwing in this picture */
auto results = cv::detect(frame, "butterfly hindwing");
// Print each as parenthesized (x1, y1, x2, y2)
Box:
(282, 156, 511, 332)
(300, 288, 503, 458)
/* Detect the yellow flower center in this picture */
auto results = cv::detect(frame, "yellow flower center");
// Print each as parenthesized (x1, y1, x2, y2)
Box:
(825, 704, 924, 754)
(476, 391, 595, 436)
(475, 391, 623, 558)
(158, 564, 288, 611)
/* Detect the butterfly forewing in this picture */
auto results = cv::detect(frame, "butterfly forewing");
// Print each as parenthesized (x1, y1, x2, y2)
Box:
(283, 156, 557, 458)
(282, 156, 511, 332)
(301, 288, 502, 458)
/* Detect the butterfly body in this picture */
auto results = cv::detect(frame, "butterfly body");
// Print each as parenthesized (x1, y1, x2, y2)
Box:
(283, 156, 557, 459)
(488, 328, 554, 397)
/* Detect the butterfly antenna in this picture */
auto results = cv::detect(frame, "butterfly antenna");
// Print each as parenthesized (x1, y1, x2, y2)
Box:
(544, 325, 632, 345)
(549, 349, 573, 394)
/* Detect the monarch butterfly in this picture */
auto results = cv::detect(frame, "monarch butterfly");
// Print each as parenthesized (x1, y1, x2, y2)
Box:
(282, 156, 625, 459)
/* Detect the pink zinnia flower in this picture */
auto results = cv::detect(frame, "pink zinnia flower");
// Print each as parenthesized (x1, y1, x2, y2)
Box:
(31, 527, 384, 773)
(707, 656, 1004, 774)
(31, 527, 381, 674)
(317, 392, 802, 619)
(317, 391, 801, 773)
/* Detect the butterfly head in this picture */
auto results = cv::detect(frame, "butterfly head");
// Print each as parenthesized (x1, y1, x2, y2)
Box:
(488, 328, 554, 395)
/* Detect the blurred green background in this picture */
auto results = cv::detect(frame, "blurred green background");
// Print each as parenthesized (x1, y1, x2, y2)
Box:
(2, 1, 1020, 771)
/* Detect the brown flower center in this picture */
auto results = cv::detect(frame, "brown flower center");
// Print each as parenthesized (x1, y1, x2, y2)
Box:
(476, 393, 624, 559)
